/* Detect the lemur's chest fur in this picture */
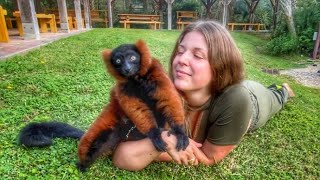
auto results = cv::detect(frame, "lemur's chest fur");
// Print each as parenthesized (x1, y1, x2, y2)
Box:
(120, 72, 166, 127)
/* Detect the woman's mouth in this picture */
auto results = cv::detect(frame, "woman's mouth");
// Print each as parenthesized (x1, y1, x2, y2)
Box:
(176, 69, 191, 77)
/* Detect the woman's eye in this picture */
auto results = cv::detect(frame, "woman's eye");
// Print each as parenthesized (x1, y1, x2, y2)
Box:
(130, 56, 136, 61)
(116, 59, 121, 64)
(194, 54, 204, 59)
(176, 49, 184, 55)
(177, 46, 185, 55)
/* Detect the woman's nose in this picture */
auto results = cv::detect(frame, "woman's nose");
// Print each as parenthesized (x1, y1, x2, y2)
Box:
(178, 51, 190, 65)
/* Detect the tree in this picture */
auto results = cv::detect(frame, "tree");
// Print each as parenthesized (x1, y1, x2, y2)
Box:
(244, 0, 260, 23)
(165, 0, 174, 30)
(269, 0, 279, 31)
(153, 0, 166, 29)
(279, 0, 296, 37)
(90, 0, 95, 9)
(107, 0, 114, 28)
(200, 0, 218, 19)
(221, 0, 232, 27)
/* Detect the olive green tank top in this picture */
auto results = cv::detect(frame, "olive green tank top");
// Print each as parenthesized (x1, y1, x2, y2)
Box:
(184, 82, 253, 145)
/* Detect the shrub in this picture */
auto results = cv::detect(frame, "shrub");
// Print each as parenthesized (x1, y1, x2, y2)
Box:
(266, 35, 299, 55)
(265, 0, 320, 56)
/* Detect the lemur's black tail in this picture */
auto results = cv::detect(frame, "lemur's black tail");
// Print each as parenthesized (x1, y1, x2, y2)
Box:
(18, 121, 84, 147)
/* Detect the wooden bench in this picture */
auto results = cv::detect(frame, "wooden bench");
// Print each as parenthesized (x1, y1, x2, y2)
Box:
(66, 10, 86, 29)
(0, 6, 9, 42)
(46, 9, 107, 28)
(176, 11, 197, 30)
(45, 9, 74, 30)
(13, 11, 57, 36)
(90, 10, 108, 27)
(118, 14, 162, 30)
(5, 17, 15, 29)
(228, 23, 266, 31)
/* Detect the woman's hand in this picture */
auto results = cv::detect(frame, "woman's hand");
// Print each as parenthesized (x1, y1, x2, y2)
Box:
(161, 131, 202, 165)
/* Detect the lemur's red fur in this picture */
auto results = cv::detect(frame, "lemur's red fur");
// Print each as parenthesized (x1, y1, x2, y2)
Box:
(77, 40, 185, 170)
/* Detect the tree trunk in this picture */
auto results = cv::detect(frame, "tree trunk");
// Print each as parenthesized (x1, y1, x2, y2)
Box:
(200, 0, 217, 19)
(269, 0, 279, 31)
(165, 0, 174, 30)
(153, 0, 165, 29)
(107, 0, 113, 28)
(90, 0, 95, 10)
(83, 0, 91, 29)
(244, 0, 260, 23)
(12, 0, 19, 11)
(280, 0, 296, 37)
(221, 0, 232, 27)
(34, 0, 42, 13)
(312, 22, 320, 60)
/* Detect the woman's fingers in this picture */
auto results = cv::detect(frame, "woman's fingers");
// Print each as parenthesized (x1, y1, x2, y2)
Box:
(160, 131, 203, 166)
(190, 139, 202, 148)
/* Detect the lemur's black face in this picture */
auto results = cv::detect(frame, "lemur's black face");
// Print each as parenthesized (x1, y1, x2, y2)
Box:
(111, 44, 141, 77)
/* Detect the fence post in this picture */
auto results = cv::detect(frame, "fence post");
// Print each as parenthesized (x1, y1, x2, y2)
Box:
(313, 22, 320, 60)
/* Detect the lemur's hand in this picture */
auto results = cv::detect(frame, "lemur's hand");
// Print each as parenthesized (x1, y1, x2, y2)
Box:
(168, 125, 189, 151)
(161, 131, 202, 165)
(147, 128, 167, 152)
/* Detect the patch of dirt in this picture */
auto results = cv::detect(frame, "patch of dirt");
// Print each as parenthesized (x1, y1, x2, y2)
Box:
(279, 62, 320, 89)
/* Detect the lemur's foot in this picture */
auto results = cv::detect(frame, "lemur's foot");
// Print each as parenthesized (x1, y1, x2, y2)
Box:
(76, 161, 89, 172)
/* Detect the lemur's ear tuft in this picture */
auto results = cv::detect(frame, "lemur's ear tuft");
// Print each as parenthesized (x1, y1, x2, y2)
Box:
(102, 49, 112, 59)
(135, 39, 152, 76)
(101, 49, 126, 82)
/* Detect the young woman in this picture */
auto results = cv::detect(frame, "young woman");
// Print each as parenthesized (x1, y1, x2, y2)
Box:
(112, 20, 295, 171)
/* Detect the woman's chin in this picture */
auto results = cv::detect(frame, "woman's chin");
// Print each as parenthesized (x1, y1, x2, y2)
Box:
(174, 81, 191, 91)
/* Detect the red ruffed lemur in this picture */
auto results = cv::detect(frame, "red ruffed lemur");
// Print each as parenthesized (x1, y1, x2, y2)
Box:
(18, 40, 188, 172)
(77, 40, 188, 171)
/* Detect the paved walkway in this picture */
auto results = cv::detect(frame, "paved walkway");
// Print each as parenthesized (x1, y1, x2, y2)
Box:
(0, 29, 89, 60)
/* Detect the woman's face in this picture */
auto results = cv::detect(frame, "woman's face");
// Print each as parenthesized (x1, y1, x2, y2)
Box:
(172, 31, 213, 94)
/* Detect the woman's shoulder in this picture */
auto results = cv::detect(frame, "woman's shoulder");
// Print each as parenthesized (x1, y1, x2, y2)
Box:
(220, 81, 251, 98)
(210, 81, 251, 108)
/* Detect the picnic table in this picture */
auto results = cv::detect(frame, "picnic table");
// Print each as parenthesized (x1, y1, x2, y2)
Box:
(13, 11, 57, 36)
(118, 14, 162, 30)
(227, 23, 265, 31)
(46, 9, 106, 29)
(0, 6, 9, 42)
(176, 11, 197, 30)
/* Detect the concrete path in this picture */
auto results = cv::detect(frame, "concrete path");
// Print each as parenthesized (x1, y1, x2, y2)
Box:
(0, 29, 89, 60)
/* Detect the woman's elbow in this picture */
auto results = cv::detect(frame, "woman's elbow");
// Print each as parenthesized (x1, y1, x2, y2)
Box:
(112, 143, 145, 171)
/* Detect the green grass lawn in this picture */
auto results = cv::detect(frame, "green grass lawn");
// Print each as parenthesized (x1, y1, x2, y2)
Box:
(0, 28, 319, 179)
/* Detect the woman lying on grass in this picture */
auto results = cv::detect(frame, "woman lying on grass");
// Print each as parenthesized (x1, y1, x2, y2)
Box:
(112, 20, 295, 171)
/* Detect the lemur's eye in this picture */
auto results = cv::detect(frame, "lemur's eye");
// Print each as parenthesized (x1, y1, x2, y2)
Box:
(116, 59, 121, 64)
(130, 56, 136, 61)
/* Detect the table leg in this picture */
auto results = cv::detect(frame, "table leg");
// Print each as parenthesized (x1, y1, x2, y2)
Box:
(15, 18, 23, 36)
(39, 19, 48, 33)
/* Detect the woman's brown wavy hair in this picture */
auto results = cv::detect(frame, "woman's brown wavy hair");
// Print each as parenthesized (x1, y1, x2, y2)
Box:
(169, 20, 245, 95)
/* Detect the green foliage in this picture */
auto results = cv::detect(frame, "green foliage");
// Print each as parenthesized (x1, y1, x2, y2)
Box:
(173, 0, 201, 12)
(266, 35, 299, 55)
(254, 0, 272, 27)
(0, 0, 13, 15)
(267, 0, 320, 56)
(232, 0, 248, 23)
(294, 1, 320, 55)
(0, 29, 319, 179)
(297, 27, 316, 55)
(172, 0, 201, 29)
